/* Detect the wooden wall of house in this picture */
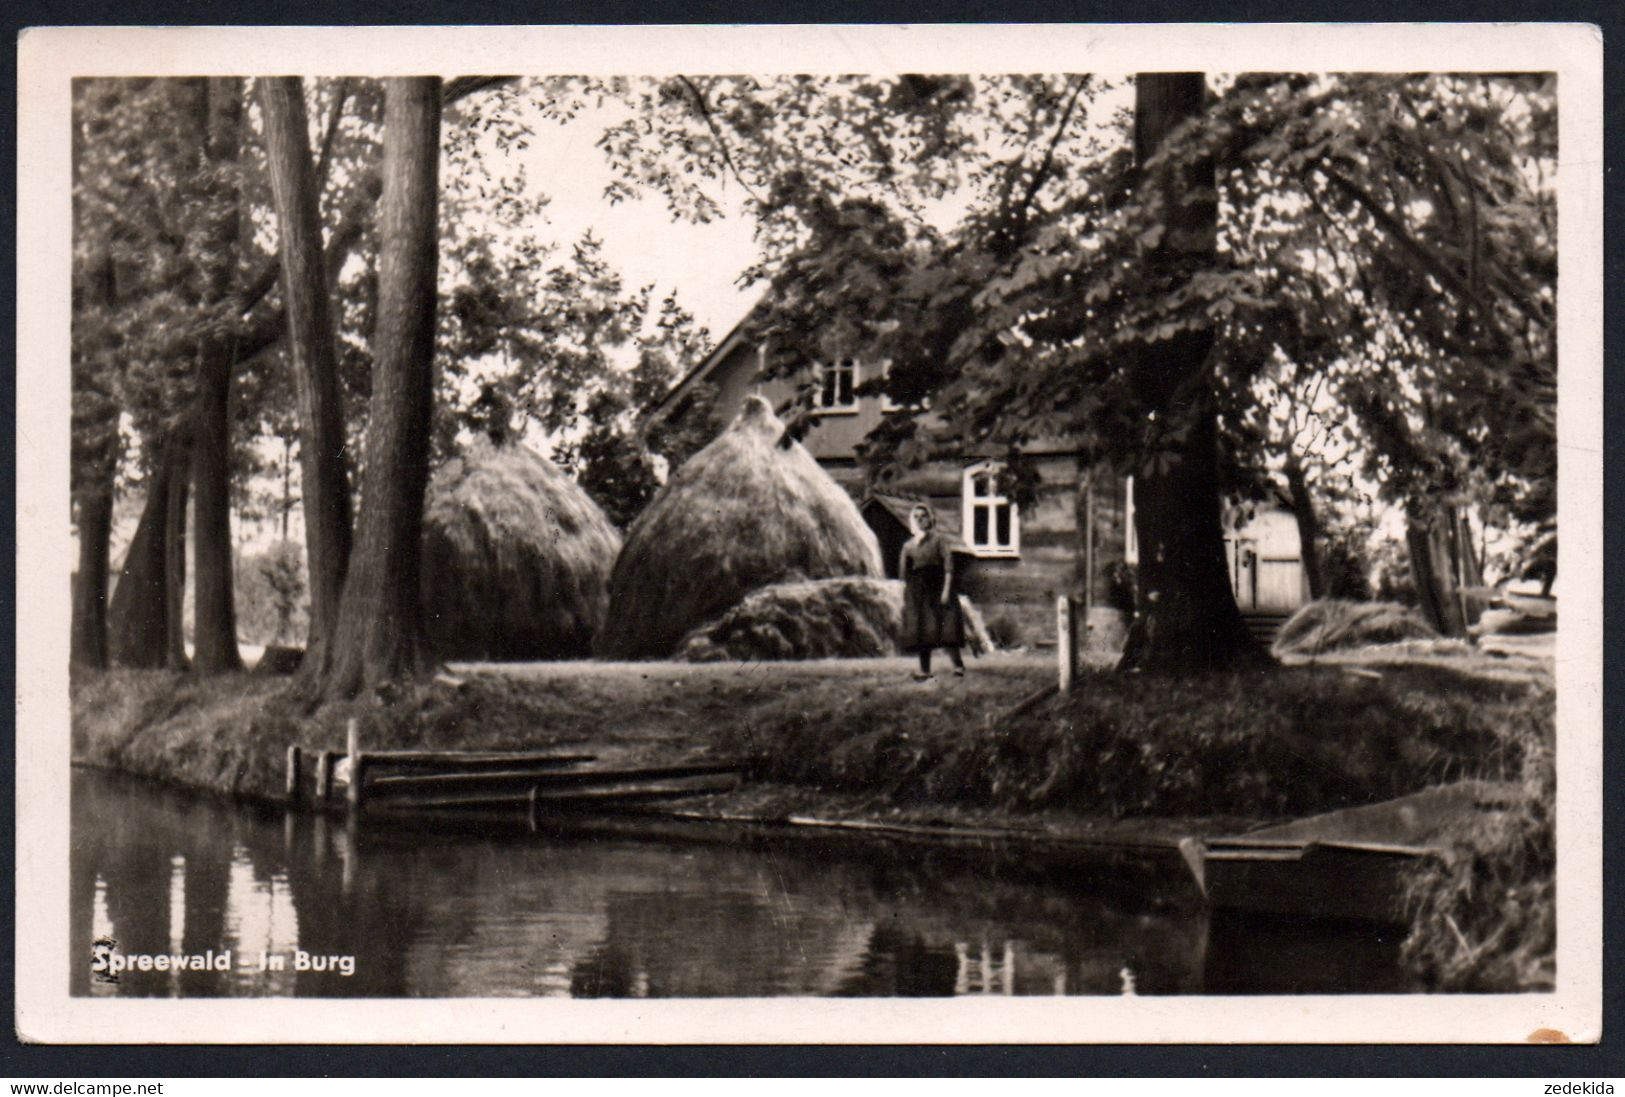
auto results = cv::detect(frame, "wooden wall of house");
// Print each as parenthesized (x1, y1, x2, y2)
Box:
(683, 337, 1148, 648)
(868, 456, 1091, 648)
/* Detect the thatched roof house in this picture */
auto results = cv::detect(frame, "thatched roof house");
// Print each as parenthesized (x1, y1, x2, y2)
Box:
(421, 440, 621, 661)
(595, 395, 883, 659)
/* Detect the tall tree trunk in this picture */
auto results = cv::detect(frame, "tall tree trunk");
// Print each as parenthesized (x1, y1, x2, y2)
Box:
(321, 77, 443, 699)
(71, 246, 119, 671)
(1117, 72, 1269, 674)
(108, 446, 185, 669)
(259, 77, 354, 676)
(190, 77, 246, 674)
(70, 440, 116, 670)
(1283, 453, 1324, 601)
(1406, 503, 1467, 637)
(163, 445, 191, 669)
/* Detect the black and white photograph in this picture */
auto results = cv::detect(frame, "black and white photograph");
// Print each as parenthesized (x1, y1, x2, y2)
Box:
(15, 23, 1603, 1044)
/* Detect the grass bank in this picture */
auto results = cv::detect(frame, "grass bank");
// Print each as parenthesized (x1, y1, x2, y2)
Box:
(718, 659, 1552, 820)
(73, 652, 1551, 822)
(70, 655, 1056, 804)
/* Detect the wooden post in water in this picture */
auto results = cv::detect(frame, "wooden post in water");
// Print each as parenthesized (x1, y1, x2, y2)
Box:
(345, 718, 364, 813)
(314, 750, 334, 802)
(1056, 595, 1078, 692)
(341, 810, 358, 895)
(285, 745, 303, 804)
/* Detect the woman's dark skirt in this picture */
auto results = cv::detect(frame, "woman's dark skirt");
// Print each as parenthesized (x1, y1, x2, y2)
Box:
(901, 563, 965, 651)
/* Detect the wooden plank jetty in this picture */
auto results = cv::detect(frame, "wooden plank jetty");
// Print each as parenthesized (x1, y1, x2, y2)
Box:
(287, 718, 744, 821)
(336, 749, 598, 770)
(366, 760, 743, 796)
(365, 778, 744, 817)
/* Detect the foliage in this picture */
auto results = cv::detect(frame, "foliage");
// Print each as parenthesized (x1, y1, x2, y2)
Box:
(432, 207, 715, 526)
(592, 73, 1555, 582)
(1319, 523, 1374, 600)
(982, 612, 1028, 651)
(234, 541, 309, 645)
(73, 79, 245, 467)
(641, 379, 727, 471)
(1371, 537, 1419, 604)
(1103, 560, 1138, 616)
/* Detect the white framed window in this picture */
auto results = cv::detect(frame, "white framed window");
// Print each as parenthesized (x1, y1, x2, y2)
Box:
(814, 358, 859, 414)
(963, 462, 1020, 557)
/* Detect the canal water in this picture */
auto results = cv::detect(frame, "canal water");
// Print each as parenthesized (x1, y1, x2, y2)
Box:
(70, 768, 1418, 998)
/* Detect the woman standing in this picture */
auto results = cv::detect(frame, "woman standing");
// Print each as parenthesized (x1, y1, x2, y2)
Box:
(900, 503, 966, 680)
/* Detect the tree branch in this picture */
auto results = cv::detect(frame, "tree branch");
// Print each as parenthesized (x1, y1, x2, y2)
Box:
(443, 76, 519, 105)
(676, 75, 765, 206)
(1015, 77, 1087, 228)
(234, 171, 381, 361)
(312, 77, 351, 198)
(236, 76, 505, 319)
(1315, 159, 1487, 318)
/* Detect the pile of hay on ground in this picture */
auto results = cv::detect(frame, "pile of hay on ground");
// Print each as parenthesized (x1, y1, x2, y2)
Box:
(676, 577, 903, 662)
(421, 439, 621, 661)
(1273, 599, 1439, 656)
(595, 396, 883, 659)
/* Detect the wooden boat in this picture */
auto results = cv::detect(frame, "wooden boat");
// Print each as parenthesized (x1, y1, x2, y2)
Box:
(1178, 780, 1520, 925)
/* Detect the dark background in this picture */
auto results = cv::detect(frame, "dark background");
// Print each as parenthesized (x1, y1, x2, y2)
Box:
(2, 0, 1619, 1078)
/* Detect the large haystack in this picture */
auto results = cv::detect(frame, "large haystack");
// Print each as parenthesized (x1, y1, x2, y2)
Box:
(596, 396, 883, 659)
(420, 439, 621, 661)
(1272, 599, 1439, 656)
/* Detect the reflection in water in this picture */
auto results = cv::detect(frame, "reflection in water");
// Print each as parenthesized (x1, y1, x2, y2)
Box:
(70, 768, 1414, 998)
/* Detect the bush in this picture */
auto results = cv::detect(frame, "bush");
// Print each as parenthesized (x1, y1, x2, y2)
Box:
(1372, 539, 1417, 604)
(1103, 560, 1137, 616)
(984, 612, 1027, 651)
(234, 541, 309, 646)
(1319, 528, 1373, 601)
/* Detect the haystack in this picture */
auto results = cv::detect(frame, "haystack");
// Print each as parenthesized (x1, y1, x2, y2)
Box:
(420, 439, 621, 661)
(1272, 599, 1439, 656)
(677, 577, 997, 662)
(677, 577, 902, 662)
(595, 396, 883, 659)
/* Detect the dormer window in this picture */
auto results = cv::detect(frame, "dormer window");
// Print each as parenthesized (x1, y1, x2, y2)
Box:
(963, 462, 1020, 557)
(815, 358, 859, 414)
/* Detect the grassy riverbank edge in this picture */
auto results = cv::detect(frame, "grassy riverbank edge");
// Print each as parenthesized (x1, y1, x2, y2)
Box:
(71, 650, 1554, 991)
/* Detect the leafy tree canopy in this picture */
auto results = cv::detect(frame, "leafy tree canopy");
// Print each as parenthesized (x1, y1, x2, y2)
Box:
(589, 72, 1556, 571)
